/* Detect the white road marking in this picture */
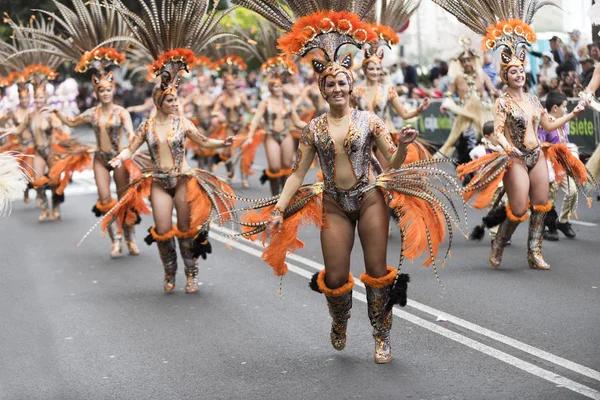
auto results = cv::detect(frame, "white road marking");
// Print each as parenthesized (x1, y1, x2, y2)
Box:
(210, 231, 600, 400)
(571, 220, 598, 227)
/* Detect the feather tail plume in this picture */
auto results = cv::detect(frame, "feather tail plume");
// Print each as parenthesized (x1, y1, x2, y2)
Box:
(238, 183, 326, 276)
(458, 152, 512, 209)
(48, 152, 93, 195)
(100, 177, 151, 233)
(0, 152, 31, 218)
(241, 131, 263, 176)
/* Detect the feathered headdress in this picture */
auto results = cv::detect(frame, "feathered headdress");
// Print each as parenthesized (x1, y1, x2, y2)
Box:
(430, 0, 560, 82)
(107, 0, 236, 106)
(235, 0, 378, 96)
(15, 0, 130, 91)
(213, 55, 247, 83)
(2, 15, 62, 96)
(363, 0, 420, 67)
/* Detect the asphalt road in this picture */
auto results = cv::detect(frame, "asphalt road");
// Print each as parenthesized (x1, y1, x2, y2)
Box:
(1, 128, 599, 400)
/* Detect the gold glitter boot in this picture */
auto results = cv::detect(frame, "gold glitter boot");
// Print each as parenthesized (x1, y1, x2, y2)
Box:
(490, 204, 527, 268)
(107, 223, 123, 258)
(123, 224, 140, 255)
(312, 270, 354, 351)
(177, 230, 199, 294)
(152, 228, 178, 292)
(527, 202, 552, 270)
(361, 267, 396, 364)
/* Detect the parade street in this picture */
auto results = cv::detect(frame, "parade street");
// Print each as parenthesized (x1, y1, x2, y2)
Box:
(1, 131, 600, 400)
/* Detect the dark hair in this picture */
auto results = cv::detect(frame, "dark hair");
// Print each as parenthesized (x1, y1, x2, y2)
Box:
(538, 82, 551, 97)
(545, 91, 567, 112)
(482, 121, 494, 136)
(439, 61, 449, 76)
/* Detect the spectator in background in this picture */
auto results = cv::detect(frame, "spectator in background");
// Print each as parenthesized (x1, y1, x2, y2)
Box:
(436, 61, 451, 93)
(537, 82, 551, 101)
(569, 30, 582, 60)
(389, 63, 404, 88)
(577, 45, 589, 61)
(589, 43, 600, 64)
(482, 52, 499, 87)
(429, 58, 441, 83)
(580, 56, 596, 89)
(556, 45, 578, 78)
(538, 50, 558, 83)
(400, 59, 419, 89)
(550, 36, 564, 64)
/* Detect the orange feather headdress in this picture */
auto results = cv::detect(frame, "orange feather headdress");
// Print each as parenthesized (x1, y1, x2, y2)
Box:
(260, 55, 298, 86)
(76, 47, 126, 91)
(277, 10, 376, 96)
(214, 55, 247, 83)
(430, 0, 560, 83)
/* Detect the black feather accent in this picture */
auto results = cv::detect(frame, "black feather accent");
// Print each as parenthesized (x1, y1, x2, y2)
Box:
(91, 204, 103, 217)
(309, 272, 321, 293)
(27, 182, 33, 189)
(52, 193, 65, 204)
(191, 230, 212, 260)
(471, 224, 486, 241)
(386, 273, 410, 311)
(213, 153, 222, 165)
(482, 206, 507, 228)
(545, 207, 558, 231)
(131, 210, 142, 225)
(259, 169, 268, 185)
(144, 227, 155, 246)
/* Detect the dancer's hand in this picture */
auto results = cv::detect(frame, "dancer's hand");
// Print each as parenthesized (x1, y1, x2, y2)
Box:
(418, 97, 431, 113)
(573, 100, 588, 115)
(397, 126, 419, 145)
(267, 207, 284, 234)
(506, 146, 522, 157)
(222, 136, 235, 147)
(109, 156, 123, 169)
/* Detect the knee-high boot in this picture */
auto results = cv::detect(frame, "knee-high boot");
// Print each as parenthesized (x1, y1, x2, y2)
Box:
(151, 227, 178, 292)
(489, 203, 528, 268)
(37, 188, 49, 221)
(528, 202, 552, 270)
(177, 229, 199, 293)
(93, 199, 121, 257)
(310, 270, 354, 351)
(107, 222, 123, 257)
(361, 267, 396, 364)
(265, 168, 281, 196)
(123, 223, 140, 255)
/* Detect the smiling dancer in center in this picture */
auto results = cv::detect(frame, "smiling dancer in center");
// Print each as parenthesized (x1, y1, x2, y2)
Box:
(236, 0, 464, 364)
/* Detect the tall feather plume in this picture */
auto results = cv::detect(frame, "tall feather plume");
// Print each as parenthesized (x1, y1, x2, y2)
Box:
(373, 0, 421, 32)
(105, 0, 238, 63)
(227, 14, 282, 62)
(4, 0, 130, 65)
(429, 0, 560, 36)
(1, 15, 62, 72)
(233, 0, 377, 31)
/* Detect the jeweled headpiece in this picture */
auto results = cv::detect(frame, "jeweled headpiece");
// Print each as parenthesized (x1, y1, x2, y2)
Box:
(108, 0, 237, 107)
(21, 64, 58, 96)
(214, 55, 247, 83)
(363, 24, 400, 67)
(430, 0, 560, 82)
(260, 56, 298, 86)
(76, 47, 126, 91)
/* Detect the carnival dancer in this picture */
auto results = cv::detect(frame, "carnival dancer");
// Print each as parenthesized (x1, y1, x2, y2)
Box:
(100, 0, 237, 293)
(245, 56, 307, 195)
(579, 65, 600, 200)
(26, 0, 142, 256)
(236, 0, 464, 364)
(211, 56, 253, 187)
(0, 74, 35, 204)
(437, 38, 496, 167)
(183, 58, 218, 170)
(433, 0, 597, 270)
(353, 16, 431, 167)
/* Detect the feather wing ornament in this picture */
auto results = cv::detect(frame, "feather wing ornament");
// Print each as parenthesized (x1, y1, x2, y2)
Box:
(0, 152, 31, 219)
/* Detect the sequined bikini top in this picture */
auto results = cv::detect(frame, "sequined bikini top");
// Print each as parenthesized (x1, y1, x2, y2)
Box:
(354, 84, 398, 120)
(301, 110, 386, 211)
(220, 94, 245, 122)
(496, 92, 546, 152)
(137, 116, 193, 173)
(265, 98, 292, 134)
(83, 105, 126, 153)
